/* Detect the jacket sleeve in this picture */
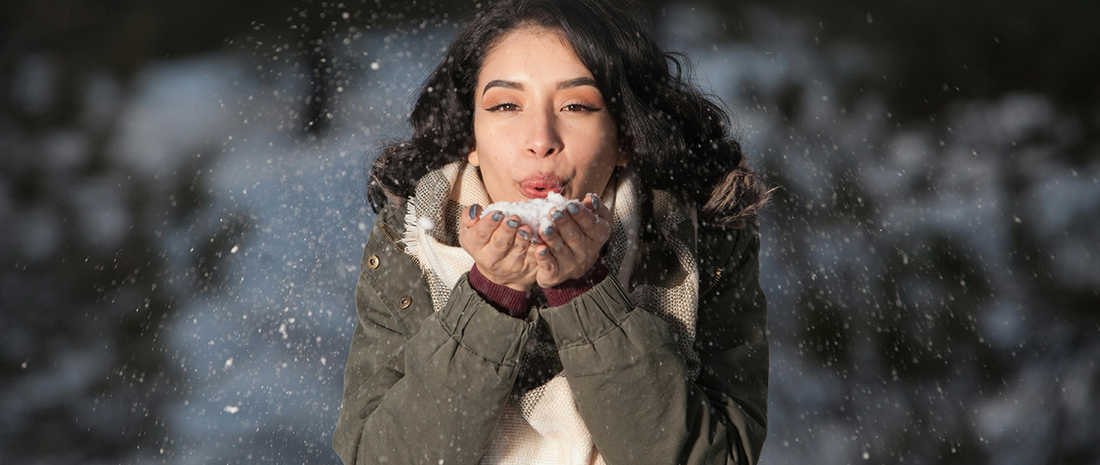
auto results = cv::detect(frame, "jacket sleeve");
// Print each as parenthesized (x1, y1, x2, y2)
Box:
(540, 226, 769, 465)
(332, 244, 538, 465)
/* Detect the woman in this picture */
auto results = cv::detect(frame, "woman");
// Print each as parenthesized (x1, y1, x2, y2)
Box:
(333, 0, 770, 463)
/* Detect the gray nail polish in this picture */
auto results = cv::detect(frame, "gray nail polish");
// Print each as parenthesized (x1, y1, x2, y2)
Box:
(469, 204, 479, 220)
(539, 248, 547, 256)
(507, 219, 519, 228)
(517, 230, 529, 240)
(591, 194, 600, 211)
(492, 212, 503, 222)
(551, 210, 564, 221)
(567, 203, 579, 215)
(543, 226, 553, 236)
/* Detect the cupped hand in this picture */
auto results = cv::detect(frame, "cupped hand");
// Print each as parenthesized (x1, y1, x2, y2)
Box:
(535, 194, 611, 288)
(459, 204, 539, 292)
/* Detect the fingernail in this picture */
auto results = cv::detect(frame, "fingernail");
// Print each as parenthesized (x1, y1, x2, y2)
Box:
(469, 204, 479, 220)
(591, 194, 600, 211)
(551, 210, 564, 221)
(491, 212, 503, 222)
(539, 248, 547, 256)
(566, 203, 579, 215)
(507, 219, 519, 228)
(518, 230, 529, 240)
(543, 226, 553, 236)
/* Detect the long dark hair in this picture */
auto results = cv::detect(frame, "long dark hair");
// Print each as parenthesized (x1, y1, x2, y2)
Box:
(368, 0, 768, 227)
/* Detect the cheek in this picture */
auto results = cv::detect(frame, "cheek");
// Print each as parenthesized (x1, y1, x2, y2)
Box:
(587, 125, 621, 166)
(600, 117, 619, 149)
(476, 127, 514, 160)
(475, 145, 512, 185)
(570, 116, 618, 155)
(567, 123, 611, 153)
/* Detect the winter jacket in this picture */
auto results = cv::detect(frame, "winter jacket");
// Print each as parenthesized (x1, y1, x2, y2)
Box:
(332, 193, 769, 465)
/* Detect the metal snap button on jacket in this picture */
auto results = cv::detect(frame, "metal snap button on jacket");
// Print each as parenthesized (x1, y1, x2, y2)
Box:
(367, 255, 380, 269)
(398, 296, 412, 309)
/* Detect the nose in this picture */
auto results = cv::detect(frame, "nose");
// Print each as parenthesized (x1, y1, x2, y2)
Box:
(525, 108, 562, 158)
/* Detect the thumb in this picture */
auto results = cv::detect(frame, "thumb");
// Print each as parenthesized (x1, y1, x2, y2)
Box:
(460, 204, 481, 229)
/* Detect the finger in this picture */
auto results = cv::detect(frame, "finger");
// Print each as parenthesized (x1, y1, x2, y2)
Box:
(584, 194, 612, 222)
(460, 204, 480, 229)
(577, 196, 612, 245)
(515, 224, 538, 246)
(565, 200, 603, 241)
(460, 206, 501, 251)
(539, 215, 577, 264)
(535, 242, 558, 278)
(510, 223, 536, 252)
(550, 206, 586, 251)
(486, 214, 522, 258)
(506, 224, 534, 261)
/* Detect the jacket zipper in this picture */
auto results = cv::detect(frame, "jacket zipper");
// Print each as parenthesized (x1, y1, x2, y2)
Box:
(701, 268, 722, 297)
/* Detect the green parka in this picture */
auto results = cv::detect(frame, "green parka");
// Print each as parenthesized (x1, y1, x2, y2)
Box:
(333, 193, 769, 465)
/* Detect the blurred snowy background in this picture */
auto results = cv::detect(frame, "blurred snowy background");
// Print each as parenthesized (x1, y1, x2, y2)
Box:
(1, 0, 1098, 464)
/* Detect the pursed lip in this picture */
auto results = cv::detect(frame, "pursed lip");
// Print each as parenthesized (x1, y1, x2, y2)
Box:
(518, 174, 565, 199)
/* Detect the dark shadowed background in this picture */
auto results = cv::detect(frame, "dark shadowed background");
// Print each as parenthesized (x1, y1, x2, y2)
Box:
(2, 0, 1098, 464)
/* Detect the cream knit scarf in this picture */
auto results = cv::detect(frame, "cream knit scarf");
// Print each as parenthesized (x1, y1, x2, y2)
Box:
(402, 161, 700, 465)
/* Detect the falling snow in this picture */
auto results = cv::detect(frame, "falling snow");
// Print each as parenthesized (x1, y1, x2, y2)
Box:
(2, 3, 1098, 465)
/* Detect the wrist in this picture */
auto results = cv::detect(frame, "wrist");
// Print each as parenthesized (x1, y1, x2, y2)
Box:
(475, 264, 534, 292)
(469, 264, 534, 318)
(543, 258, 608, 307)
(503, 282, 533, 292)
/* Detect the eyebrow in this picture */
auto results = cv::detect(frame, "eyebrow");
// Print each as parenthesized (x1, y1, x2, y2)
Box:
(482, 80, 522, 95)
(481, 77, 599, 96)
(557, 77, 598, 90)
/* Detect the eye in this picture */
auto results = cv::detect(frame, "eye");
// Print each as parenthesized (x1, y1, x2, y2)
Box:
(562, 103, 601, 112)
(486, 103, 521, 112)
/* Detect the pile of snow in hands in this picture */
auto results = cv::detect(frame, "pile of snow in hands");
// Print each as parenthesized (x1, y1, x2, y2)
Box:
(481, 192, 589, 232)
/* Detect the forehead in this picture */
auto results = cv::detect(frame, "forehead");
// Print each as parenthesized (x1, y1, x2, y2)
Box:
(477, 27, 594, 90)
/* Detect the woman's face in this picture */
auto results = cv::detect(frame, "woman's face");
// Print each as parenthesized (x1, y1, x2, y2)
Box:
(468, 27, 626, 203)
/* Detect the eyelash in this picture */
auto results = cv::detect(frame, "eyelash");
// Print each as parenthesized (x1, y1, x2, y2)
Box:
(562, 103, 601, 112)
(484, 103, 602, 112)
(486, 103, 520, 112)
